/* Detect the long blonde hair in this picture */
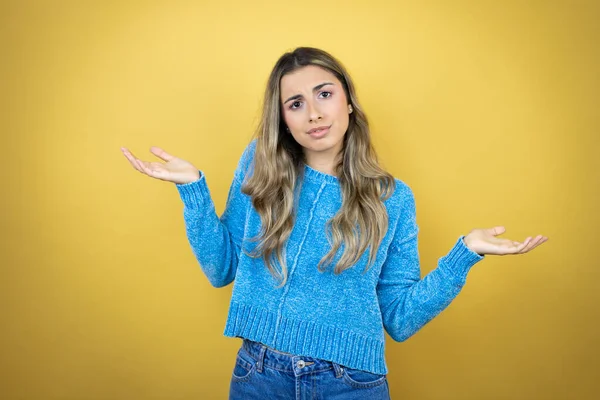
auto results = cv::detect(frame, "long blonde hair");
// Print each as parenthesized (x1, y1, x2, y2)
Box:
(243, 47, 395, 287)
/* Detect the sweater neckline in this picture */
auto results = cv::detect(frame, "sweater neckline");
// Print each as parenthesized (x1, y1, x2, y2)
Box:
(303, 163, 339, 184)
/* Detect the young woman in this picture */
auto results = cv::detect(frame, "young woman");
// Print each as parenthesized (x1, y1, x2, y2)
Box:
(121, 47, 548, 399)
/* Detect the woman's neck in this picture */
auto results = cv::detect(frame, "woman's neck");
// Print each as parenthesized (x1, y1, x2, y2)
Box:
(304, 147, 342, 177)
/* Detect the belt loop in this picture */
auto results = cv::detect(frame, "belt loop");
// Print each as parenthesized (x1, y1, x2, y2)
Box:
(256, 344, 267, 373)
(332, 362, 344, 378)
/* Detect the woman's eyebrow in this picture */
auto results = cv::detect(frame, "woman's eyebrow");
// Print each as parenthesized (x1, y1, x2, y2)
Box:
(283, 82, 335, 104)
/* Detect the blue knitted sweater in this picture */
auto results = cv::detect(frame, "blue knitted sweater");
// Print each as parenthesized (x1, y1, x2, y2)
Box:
(175, 140, 484, 374)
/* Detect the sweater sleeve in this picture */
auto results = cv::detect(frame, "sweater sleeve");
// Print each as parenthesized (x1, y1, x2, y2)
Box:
(174, 142, 255, 288)
(376, 186, 485, 342)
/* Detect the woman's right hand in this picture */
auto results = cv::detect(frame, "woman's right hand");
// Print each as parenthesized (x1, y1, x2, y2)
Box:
(121, 146, 200, 185)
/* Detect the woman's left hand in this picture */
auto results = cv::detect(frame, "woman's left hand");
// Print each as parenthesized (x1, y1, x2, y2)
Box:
(463, 226, 548, 256)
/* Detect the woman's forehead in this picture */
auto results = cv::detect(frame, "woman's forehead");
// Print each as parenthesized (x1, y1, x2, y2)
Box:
(280, 66, 340, 97)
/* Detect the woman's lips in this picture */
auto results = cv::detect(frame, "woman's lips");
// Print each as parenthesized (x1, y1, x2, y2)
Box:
(307, 125, 331, 138)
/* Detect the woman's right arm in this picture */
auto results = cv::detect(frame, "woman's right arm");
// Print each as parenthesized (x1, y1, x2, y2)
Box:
(175, 168, 249, 288)
(121, 141, 255, 288)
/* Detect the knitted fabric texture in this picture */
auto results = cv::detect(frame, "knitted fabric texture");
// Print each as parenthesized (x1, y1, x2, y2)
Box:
(175, 140, 484, 374)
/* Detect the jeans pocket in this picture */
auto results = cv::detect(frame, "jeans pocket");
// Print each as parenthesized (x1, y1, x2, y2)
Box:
(231, 350, 257, 382)
(341, 366, 387, 389)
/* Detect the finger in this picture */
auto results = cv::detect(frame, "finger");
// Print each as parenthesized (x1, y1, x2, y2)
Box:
(136, 159, 156, 177)
(509, 237, 530, 254)
(521, 235, 543, 253)
(487, 226, 506, 236)
(122, 147, 139, 160)
(499, 239, 523, 254)
(528, 236, 548, 252)
(135, 158, 149, 176)
(518, 237, 535, 253)
(122, 148, 144, 173)
(150, 146, 175, 162)
(512, 241, 530, 254)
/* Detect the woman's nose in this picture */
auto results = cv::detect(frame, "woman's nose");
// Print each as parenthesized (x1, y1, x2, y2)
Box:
(307, 101, 323, 122)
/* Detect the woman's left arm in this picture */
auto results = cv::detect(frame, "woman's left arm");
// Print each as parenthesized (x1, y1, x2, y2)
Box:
(376, 188, 548, 342)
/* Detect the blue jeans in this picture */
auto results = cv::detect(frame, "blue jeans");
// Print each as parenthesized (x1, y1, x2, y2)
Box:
(229, 339, 390, 399)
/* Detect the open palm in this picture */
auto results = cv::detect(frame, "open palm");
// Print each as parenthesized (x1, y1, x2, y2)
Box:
(464, 226, 548, 256)
(121, 146, 200, 185)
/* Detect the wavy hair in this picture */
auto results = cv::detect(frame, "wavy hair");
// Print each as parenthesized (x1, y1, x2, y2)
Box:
(242, 47, 395, 287)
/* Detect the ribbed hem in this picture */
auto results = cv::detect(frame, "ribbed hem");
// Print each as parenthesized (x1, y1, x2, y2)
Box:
(440, 235, 485, 286)
(223, 302, 388, 375)
(175, 171, 209, 209)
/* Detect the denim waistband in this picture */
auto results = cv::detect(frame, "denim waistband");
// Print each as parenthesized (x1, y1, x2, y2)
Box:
(241, 339, 345, 378)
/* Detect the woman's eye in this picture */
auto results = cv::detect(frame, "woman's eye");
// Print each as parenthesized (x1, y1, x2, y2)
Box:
(289, 92, 331, 110)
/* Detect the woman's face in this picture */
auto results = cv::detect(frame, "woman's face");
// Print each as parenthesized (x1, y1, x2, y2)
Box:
(280, 65, 351, 161)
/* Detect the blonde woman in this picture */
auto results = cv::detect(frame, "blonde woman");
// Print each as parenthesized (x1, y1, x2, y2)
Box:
(121, 47, 548, 399)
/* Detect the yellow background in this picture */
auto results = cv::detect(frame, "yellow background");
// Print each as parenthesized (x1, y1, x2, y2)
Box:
(2, 0, 598, 399)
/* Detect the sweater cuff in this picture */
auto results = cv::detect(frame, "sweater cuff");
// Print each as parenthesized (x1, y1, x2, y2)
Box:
(441, 235, 485, 285)
(175, 171, 210, 210)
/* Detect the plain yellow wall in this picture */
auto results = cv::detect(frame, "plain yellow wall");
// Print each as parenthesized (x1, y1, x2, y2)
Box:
(2, 0, 598, 399)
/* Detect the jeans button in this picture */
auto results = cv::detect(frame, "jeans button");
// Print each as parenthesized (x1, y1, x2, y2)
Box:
(297, 360, 305, 368)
